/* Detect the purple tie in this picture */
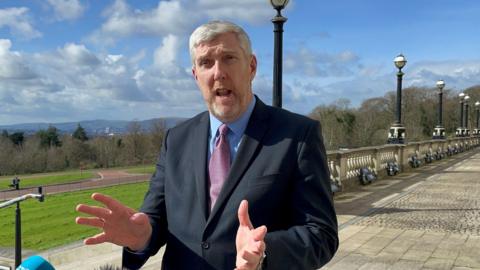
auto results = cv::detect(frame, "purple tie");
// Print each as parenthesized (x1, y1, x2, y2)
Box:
(209, 124, 231, 210)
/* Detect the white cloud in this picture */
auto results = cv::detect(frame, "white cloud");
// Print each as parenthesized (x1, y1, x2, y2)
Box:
(58, 43, 100, 66)
(0, 38, 206, 124)
(0, 7, 42, 39)
(0, 39, 37, 79)
(89, 0, 197, 44)
(284, 47, 361, 78)
(197, 0, 272, 24)
(46, 0, 85, 21)
(407, 60, 480, 91)
(89, 0, 273, 45)
(153, 34, 183, 76)
(255, 57, 480, 116)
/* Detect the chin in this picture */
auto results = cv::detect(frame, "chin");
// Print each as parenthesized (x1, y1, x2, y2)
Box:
(212, 107, 240, 123)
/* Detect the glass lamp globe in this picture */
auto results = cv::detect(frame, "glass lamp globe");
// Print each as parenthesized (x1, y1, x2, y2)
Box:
(270, 0, 289, 10)
(436, 80, 445, 90)
(394, 54, 407, 69)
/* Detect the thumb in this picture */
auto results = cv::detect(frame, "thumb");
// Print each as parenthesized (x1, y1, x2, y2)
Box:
(237, 200, 253, 229)
(252, 225, 267, 241)
(130, 212, 150, 226)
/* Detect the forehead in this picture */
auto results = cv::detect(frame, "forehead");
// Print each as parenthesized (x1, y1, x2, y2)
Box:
(194, 32, 244, 58)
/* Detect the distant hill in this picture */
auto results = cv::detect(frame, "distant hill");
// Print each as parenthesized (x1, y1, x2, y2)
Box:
(0, 117, 186, 135)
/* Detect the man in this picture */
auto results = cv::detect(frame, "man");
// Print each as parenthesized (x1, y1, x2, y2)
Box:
(76, 20, 338, 270)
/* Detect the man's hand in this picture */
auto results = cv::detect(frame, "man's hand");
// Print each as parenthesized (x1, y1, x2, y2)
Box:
(75, 193, 152, 251)
(235, 200, 267, 270)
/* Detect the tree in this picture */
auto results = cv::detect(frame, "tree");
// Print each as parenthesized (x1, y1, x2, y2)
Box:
(0, 136, 15, 175)
(9, 132, 25, 146)
(123, 121, 150, 165)
(150, 119, 166, 151)
(37, 126, 62, 148)
(0, 130, 25, 146)
(354, 97, 391, 147)
(309, 99, 358, 150)
(73, 124, 89, 142)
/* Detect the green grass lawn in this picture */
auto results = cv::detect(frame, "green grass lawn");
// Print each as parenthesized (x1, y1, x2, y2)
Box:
(0, 171, 96, 191)
(0, 182, 149, 251)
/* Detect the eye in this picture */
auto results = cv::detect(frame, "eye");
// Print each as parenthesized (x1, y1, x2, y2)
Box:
(224, 54, 237, 63)
(198, 58, 212, 67)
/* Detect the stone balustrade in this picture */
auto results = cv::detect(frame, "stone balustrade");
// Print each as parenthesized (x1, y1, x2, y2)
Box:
(327, 137, 480, 192)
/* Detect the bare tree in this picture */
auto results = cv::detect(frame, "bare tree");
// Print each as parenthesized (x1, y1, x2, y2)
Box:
(123, 121, 150, 165)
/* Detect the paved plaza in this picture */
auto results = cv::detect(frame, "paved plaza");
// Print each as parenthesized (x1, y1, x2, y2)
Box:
(326, 149, 480, 270)
(1, 149, 479, 269)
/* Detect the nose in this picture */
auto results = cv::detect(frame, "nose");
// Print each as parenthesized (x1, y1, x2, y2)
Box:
(213, 61, 226, 81)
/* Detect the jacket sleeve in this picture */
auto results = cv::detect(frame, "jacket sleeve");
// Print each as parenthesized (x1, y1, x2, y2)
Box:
(122, 130, 170, 270)
(263, 121, 339, 270)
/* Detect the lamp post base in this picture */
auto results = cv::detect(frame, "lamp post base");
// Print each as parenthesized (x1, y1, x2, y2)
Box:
(456, 128, 470, 137)
(432, 127, 445, 139)
(387, 125, 406, 144)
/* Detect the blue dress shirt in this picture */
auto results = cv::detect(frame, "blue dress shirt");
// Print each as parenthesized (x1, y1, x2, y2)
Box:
(209, 96, 256, 164)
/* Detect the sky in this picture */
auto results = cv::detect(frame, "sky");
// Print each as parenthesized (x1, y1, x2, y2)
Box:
(0, 0, 479, 125)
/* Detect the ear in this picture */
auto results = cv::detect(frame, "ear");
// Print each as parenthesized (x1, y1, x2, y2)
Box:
(249, 54, 257, 81)
(192, 66, 198, 81)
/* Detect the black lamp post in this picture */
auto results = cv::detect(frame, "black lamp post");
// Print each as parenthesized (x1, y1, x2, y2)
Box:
(433, 80, 445, 139)
(464, 95, 470, 136)
(456, 93, 465, 137)
(474, 101, 480, 136)
(270, 0, 289, 108)
(1, 178, 44, 268)
(11, 177, 21, 268)
(387, 54, 407, 144)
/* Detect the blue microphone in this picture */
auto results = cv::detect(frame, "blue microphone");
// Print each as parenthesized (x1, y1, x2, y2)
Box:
(16, 256, 55, 270)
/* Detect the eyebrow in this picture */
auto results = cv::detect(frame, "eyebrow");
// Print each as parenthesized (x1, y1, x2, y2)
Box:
(197, 47, 240, 57)
(195, 55, 209, 64)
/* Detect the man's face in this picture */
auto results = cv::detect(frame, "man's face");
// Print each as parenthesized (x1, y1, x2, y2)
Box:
(192, 32, 257, 123)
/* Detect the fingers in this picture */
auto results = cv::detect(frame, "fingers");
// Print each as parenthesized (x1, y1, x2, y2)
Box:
(75, 216, 104, 229)
(237, 200, 253, 229)
(84, 232, 109, 245)
(91, 193, 124, 212)
(76, 204, 111, 219)
(236, 245, 265, 270)
(240, 240, 265, 257)
(250, 239, 266, 255)
(237, 249, 260, 267)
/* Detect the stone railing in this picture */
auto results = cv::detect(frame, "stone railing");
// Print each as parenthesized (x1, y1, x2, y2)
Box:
(327, 137, 480, 192)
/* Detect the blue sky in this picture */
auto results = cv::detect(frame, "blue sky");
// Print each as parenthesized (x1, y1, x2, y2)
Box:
(0, 0, 479, 125)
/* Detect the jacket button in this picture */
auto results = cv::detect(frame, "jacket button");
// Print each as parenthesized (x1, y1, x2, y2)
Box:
(201, 242, 210, 249)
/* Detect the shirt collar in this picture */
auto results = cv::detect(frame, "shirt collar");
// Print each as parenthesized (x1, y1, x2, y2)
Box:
(209, 95, 256, 138)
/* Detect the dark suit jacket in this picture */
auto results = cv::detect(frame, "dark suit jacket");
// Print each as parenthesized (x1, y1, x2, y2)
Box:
(123, 98, 338, 270)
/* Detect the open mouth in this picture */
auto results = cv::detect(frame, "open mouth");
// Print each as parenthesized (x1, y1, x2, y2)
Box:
(215, 89, 232, 97)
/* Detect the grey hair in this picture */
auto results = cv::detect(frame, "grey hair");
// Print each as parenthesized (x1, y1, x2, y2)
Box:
(189, 20, 252, 66)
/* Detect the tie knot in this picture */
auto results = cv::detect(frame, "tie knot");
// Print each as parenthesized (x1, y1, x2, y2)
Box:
(219, 124, 229, 136)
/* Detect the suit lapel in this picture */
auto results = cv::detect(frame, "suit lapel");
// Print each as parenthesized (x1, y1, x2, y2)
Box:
(207, 98, 270, 225)
(193, 112, 210, 222)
